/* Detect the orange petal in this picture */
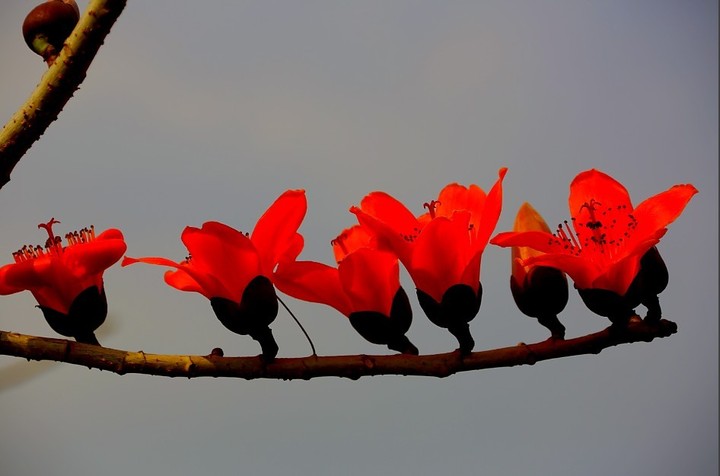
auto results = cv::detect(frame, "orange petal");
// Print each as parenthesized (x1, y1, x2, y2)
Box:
(251, 189, 307, 276)
(510, 202, 552, 280)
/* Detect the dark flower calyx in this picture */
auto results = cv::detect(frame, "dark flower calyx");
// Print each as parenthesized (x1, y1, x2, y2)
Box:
(416, 283, 482, 354)
(39, 285, 107, 345)
(510, 266, 568, 338)
(210, 275, 279, 360)
(348, 287, 418, 355)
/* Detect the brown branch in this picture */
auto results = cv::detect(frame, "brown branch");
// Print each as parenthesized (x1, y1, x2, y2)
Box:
(0, 0, 127, 190)
(0, 318, 677, 380)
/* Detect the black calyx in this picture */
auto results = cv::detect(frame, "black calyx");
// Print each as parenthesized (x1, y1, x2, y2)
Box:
(39, 285, 107, 345)
(349, 287, 418, 355)
(416, 283, 482, 354)
(578, 247, 670, 327)
(510, 266, 568, 339)
(632, 246, 669, 323)
(210, 275, 279, 360)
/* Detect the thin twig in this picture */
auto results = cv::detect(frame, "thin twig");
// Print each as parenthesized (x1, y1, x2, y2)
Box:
(278, 296, 317, 356)
(0, 0, 127, 190)
(0, 318, 677, 380)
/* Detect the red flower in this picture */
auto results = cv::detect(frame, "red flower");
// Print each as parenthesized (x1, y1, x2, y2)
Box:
(274, 225, 418, 354)
(491, 169, 697, 324)
(122, 189, 307, 359)
(350, 168, 507, 352)
(0, 218, 126, 344)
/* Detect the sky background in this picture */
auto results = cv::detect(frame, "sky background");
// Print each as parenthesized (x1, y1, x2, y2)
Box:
(0, 1, 717, 475)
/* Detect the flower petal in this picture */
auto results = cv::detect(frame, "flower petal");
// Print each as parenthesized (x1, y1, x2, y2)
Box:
(338, 248, 399, 316)
(409, 216, 475, 302)
(182, 222, 261, 298)
(331, 225, 376, 263)
(274, 260, 352, 316)
(568, 169, 632, 218)
(251, 189, 307, 276)
(433, 183, 487, 220)
(630, 183, 698, 245)
(351, 191, 419, 263)
(123, 255, 232, 300)
(474, 167, 508, 253)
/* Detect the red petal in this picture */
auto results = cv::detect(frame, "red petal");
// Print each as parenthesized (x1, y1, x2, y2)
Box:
(61, 230, 126, 279)
(182, 222, 261, 299)
(331, 225, 375, 263)
(351, 191, 420, 261)
(568, 169, 632, 218)
(0, 263, 27, 295)
(274, 260, 352, 316)
(409, 217, 474, 302)
(251, 190, 307, 276)
(630, 183, 698, 245)
(338, 248, 399, 315)
(491, 230, 559, 254)
(123, 255, 232, 300)
(522, 253, 600, 290)
(434, 183, 487, 220)
(473, 167, 508, 253)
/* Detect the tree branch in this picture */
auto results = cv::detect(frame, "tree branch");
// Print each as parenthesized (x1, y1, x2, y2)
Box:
(0, 318, 677, 380)
(0, 0, 127, 190)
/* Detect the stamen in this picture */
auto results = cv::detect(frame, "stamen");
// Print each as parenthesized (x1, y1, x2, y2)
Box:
(37, 217, 61, 247)
(423, 200, 441, 219)
(10, 220, 98, 262)
(564, 221, 581, 250)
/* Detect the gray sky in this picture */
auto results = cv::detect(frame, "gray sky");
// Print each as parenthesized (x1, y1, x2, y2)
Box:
(1, 1, 717, 475)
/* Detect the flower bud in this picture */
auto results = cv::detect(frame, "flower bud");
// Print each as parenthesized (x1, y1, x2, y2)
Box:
(509, 203, 568, 338)
(22, 0, 80, 64)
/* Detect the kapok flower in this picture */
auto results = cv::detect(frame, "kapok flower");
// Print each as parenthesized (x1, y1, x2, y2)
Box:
(351, 168, 507, 353)
(122, 189, 307, 359)
(491, 169, 697, 325)
(507, 203, 568, 339)
(274, 225, 418, 354)
(0, 218, 126, 344)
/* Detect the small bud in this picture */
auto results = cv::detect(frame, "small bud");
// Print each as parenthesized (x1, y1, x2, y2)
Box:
(22, 0, 80, 64)
(509, 203, 568, 338)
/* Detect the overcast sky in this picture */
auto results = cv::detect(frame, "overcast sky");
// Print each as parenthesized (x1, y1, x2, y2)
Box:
(0, 1, 717, 475)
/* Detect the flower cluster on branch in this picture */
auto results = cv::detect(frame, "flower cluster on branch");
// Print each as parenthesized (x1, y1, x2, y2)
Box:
(0, 169, 697, 361)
